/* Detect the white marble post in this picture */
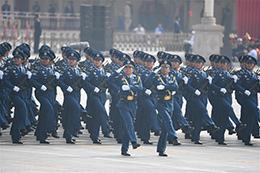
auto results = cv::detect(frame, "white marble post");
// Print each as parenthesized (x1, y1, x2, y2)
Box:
(204, 0, 214, 17)
(192, 0, 224, 65)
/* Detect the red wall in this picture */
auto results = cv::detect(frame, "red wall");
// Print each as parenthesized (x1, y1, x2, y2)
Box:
(236, 0, 260, 40)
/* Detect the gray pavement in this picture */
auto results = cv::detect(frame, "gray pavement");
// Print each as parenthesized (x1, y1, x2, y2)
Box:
(0, 78, 260, 173)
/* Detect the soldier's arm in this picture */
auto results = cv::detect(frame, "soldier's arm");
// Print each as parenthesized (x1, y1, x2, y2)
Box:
(130, 76, 143, 92)
(30, 70, 43, 90)
(210, 72, 222, 93)
(165, 77, 178, 91)
(3, 69, 15, 89)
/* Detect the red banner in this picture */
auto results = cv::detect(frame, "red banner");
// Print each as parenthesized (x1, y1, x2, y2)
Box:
(236, 0, 260, 40)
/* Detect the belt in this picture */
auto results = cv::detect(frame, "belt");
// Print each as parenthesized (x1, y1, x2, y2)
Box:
(120, 95, 135, 101)
(157, 95, 172, 101)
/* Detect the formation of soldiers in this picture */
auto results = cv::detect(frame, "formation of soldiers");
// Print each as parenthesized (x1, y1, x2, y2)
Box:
(0, 41, 259, 157)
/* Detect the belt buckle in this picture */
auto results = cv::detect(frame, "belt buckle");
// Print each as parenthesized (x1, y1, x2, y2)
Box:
(164, 95, 171, 101)
(127, 96, 134, 100)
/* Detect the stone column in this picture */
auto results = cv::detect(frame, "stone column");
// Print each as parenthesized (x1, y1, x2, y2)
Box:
(192, 0, 224, 65)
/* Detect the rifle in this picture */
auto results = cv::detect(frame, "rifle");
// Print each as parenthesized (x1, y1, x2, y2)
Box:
(44, 75, 56, 91)
(98, 76, 108, 92)
(176, 79, 184, 95)
(248, 79, 260, 95)
(225, 78, 235, 94)
(17, 75, 29, 91)
(71, 76, 82, 91)
(199, 79, 209, 95)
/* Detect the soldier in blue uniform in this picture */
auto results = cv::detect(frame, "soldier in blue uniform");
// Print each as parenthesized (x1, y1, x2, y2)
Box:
(0, 47, 9, 136)
(108, 59, 142, 156)
(3, 49, 31, 144)
(169, 54, 193, 136)
(186, 55, 219, 144)
(145, 59, 180, 156)
(211, 55, 246, 145)
(31, 50, 62, 144)
(84, 52, 111, 144)
(60, 50, 86, 144)
(236, 55, 260, 146)
(137, 53, 159, 144)
(106, 49, 123, 143)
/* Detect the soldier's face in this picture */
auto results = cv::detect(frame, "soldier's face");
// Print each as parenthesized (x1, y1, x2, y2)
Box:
(171, 61, 180, 70)
(220, 62, 229, 71)
(240, 62, 245, 69)
(14, 57, 22, 66)
(124, 66, 134, 76)
(68, 59, 77, 67)
(246, 62, 255, 71)
(40, 58, 50, 67)
(145, 61, 154, 69)
(0, 56, 3, 61)
(195, 62, 204, 70)
(94, 59, 102, 68)
(161, 66, 170, 76)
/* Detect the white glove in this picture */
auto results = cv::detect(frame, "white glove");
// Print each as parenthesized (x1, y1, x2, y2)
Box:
(116, 66, 124, 73)
(26, 71, 32, 79)
(54, 72, 60, 80)
(182, 76, 188, 84)
(67, 86, 73, 93)
(13, 86, 20, 92)
(145, 89, 152, 95)
(232, 75, 238, 83)
(207, 76, 212, 85)
(106, 73, 111, 77)
(244, 90, 251, 96)
(0, 70, 3, 80)
(122, 85, 130, 91)
(220, 88, 227, 94)
(154, 67, 161, 74)
(41, 85, 47, 91)
(194, 89, 201, 96)
(172, 91, 176, 95)
(94, 87, 100, 93)
(80, 73, 87, 80)
(157, 85, 165, 90)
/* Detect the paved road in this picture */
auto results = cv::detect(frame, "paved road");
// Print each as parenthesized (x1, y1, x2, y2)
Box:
(0, 127, 259, 173)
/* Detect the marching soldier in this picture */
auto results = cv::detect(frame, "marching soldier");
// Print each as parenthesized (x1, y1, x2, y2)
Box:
(108, 59, 142, 156)
(186, 55, 219, 144)
(211, 55, 246, 145)
(31, 50, 62, 144)
(144, 59, 180, 156)
(169, 54, 193, 136)
(84, 52, 111, 144)
(3, 49, 32, 144)
(60, 50, 86, 144)
(236, 55, 260, 146)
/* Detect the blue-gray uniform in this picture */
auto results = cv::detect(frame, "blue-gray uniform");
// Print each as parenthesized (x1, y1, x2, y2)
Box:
(210, 55, 245, 144)
(186, 55, 218, 144)
(145, 60, 179, 156)
(108, 60, 143, 155)
(169, 55, 192, 134)
(236, 55, 260, 145)
(106, 49, 122, 142)
(180, 65, 194, 125)
(0, 48, 9, 132)
(84, 52, 110, 143)
(60, 50, 84, 143)
(3, 50, 29, 143)
(136, 54, 160, 144)
(31, 50, 65, 143)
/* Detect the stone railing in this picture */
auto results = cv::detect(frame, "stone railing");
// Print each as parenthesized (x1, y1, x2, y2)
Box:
(113, 32, 191, 52)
